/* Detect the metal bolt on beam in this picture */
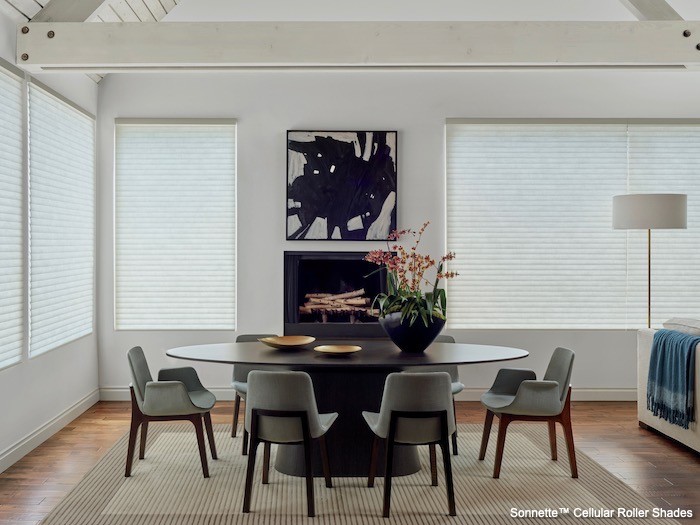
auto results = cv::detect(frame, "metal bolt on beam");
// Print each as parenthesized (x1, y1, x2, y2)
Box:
(21, 26, 29, 34)
(683, 30, 691, 37)
(21, 53, 28, 61)
(47, 31, 55, 38)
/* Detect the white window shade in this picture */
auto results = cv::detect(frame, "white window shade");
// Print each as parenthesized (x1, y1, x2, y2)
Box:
(0, 68, 23, 369)
(115, 122, 237, 330)
(627, 124, 700, 326)
(447, 123, 630, 329)
(28, 84, 95, 357)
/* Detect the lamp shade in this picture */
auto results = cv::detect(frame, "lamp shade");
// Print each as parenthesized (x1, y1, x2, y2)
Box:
(613, 193, 687, 230)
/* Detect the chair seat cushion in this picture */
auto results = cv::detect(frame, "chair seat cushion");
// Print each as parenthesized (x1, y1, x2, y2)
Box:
(452, 381, 465, 395)
(232, 381, 247, 397)
(189, 389, 216, 411)
(315, 412, 339, 438)
(362, 411, 381, 436)
(480, 392, 517, 412)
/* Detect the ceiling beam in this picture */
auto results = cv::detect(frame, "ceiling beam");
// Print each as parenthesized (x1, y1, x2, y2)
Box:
(15, 21, 700, 73)
(31, 0, 108, 22)
(617, 0, 682, 21)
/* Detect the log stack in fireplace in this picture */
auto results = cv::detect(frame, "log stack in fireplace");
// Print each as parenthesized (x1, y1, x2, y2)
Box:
(299, 288, 378, 324)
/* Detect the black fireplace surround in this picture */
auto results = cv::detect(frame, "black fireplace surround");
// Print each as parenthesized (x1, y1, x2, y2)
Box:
(284, 251, 387, 338)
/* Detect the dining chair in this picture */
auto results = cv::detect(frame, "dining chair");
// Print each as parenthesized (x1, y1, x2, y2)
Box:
(242, 371, 338, 518)
(363, 372, 456, 518)
(231, 333, 278, 456)
(479, 347, 577, 479)
(405, 334, 464, 455)
(125, 346, 217, 478)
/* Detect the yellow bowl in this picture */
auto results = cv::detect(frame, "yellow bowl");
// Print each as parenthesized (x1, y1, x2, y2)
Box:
(314, 344, 362, 355)
(258, 336, 316, 349)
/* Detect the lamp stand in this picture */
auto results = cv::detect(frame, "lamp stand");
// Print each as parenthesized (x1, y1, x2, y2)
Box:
(647, 228, 651, 329)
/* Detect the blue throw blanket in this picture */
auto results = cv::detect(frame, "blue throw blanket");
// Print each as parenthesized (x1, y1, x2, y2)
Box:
(647, 329, 699, 429)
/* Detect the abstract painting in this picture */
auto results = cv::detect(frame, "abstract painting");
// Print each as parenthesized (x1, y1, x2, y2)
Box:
(287, 131, 397, 240)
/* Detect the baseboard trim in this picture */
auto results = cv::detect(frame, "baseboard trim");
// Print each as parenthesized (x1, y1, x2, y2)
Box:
(102, 386, 636, 402)
(0, 388, 100, 474)
(455, 388, 637, 402)
(100, 387, 240, 401)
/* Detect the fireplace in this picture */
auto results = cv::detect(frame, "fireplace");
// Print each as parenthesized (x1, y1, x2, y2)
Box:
(284, 251, 387, 338)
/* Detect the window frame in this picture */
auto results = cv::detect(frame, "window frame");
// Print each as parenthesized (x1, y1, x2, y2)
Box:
(0, 57, 95, 369)
(445, 117, 700, 330)
(113, 118, 238, 331)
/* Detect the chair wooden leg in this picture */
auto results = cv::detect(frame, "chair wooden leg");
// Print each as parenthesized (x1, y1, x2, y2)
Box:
(560, 391, 578, 478)
(125, 388, 141, 477)
(367, 436, 380, 488)
(242, 439, 259, 513)
(440, 438, 457, 516)
(262, 442, 270, 484)
(451, 397, 459, 455)
(429, 444, 438, 486)
(382, 439, 395, 518)
(319, 435, 333, 488)
(232, 393, 241, 438)
(138, 421, 148, 460)
(191, 415, 210, 478)
(242, 429, 249, 456)
(478, 410, 494, 460)
(203, 412, 218, 460)
(125, 419, 140, 477)
(493, 415, 510, 479)
(548, 420, 558, 461)
(303, 436, 315, 517)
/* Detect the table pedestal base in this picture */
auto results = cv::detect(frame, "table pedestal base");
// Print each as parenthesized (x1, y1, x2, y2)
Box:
(273, 366, 421, 478)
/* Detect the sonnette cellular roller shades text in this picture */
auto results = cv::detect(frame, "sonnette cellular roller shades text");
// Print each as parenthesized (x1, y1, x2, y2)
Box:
(115, 122, 237, 330)
(447, 122, 700, 329)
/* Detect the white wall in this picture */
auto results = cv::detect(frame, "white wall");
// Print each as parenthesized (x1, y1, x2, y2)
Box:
(0, 10, 99, 472)
(97, 67, 700, 401)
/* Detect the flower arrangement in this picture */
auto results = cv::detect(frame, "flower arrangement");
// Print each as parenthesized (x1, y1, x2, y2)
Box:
(365, 221, 457, 327)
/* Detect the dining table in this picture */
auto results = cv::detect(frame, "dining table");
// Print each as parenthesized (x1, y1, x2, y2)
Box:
(166, 338, 529, 478)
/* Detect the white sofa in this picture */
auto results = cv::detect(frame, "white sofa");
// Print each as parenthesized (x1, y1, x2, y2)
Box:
(638, 327, 700, 453)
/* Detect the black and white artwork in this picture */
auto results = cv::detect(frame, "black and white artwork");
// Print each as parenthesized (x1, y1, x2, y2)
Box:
(287, 131, 397, 240)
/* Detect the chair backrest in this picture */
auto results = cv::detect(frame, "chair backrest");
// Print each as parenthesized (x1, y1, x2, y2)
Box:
(434, 335, 456, 343)
(127, 346, 152, 407)
(543, 347, 575, 404)
(376, 372, 455, 445)
(245, 371, 323, 443)
(233, 334, 278, 382)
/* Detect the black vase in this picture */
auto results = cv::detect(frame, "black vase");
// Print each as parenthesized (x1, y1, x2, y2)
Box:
(379, 312, 446, 353)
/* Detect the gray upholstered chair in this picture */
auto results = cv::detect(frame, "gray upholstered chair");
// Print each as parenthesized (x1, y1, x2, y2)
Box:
(405, 334, 464, 454)
(126, 346, 217, 478)
(363, 372, 456, 518)
(231, 333, 278, 455)
(242, 371, 337, 518)
(479, 347, 577, 479)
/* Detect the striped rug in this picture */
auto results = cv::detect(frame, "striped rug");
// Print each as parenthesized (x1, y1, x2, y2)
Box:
(41, 424, 680, 524)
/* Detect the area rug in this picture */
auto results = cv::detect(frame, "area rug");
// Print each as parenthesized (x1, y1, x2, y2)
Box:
(41, 424, 680, 524)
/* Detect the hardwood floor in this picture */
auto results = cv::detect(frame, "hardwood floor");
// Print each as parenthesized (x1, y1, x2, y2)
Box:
(0, 401, 698, 524)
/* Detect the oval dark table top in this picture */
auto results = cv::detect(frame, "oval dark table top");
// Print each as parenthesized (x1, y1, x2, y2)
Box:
(166, 339, 529, 368)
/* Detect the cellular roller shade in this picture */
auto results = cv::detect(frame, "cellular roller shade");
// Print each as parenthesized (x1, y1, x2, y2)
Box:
(115, 122, 237, 330)
(0, 68, 23, 369)
(28, 84, 95, 357)
(627, 124, 700, 326)
(446, 123, 630, 328)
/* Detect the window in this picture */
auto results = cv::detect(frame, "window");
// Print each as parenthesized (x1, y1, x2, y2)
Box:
(115, 121, 237, 330)
(28, 84, 95, 356)
(446, 121, 700, 329)
(0, 68, 23, 369)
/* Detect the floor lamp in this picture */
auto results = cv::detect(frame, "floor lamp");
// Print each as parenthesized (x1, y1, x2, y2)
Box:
(613, 193, 687, 328)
